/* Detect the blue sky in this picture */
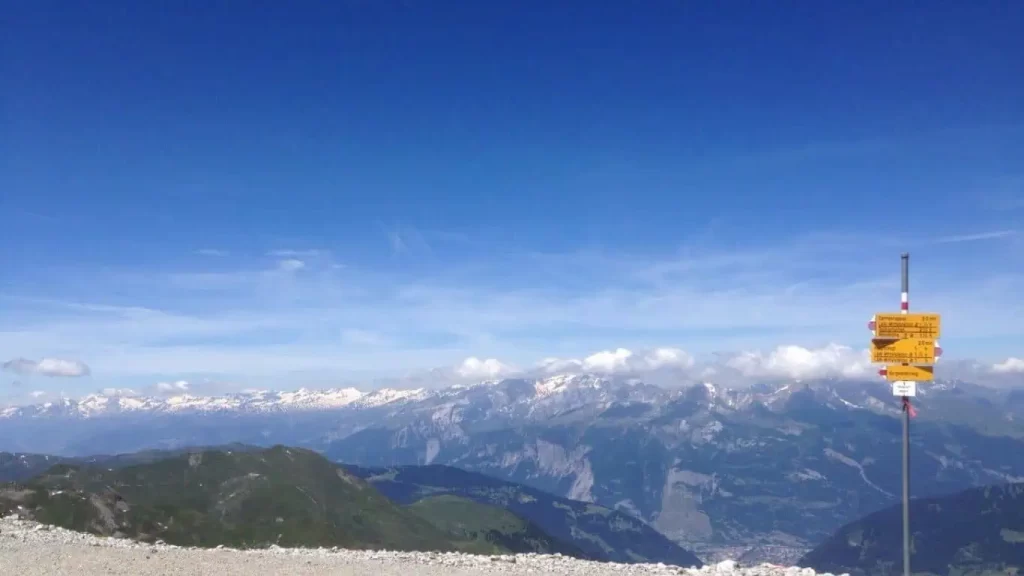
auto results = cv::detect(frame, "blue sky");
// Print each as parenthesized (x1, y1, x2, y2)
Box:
(2, 2, 1023, 399)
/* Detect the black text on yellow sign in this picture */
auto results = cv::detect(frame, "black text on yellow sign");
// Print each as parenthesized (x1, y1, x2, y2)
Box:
(884, 365, 934, 382)
(870, 338, 936, 364)
(873, 313, 941, 339)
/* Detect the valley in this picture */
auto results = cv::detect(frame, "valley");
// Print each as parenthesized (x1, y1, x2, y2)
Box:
(3, 373, 1024, 565)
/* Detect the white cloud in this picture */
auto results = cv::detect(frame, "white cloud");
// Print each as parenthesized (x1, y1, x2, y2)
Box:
(527, 344, 869, 383)
(724, 344, 870, 380)
(456, 357, 514, 379)
(992, 358, 1024, 374)
(2, 357, 91, 377)
(154, 380, 190, 394)
(642, 348, 695, 370)
(548, 347, 696, 374)
(29, 390, 46, 398)
(582, 348, 635, 372)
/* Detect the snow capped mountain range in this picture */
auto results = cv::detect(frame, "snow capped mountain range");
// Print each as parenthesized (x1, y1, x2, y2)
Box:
(0, 371, 972, 422)
(0, 373, 747, 421)
(0, 385, 434, 419)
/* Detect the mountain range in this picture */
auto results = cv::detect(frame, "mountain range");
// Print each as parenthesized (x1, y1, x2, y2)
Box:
(3, 372, 1024, 563)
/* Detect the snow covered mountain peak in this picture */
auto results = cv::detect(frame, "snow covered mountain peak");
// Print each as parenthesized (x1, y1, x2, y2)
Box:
(533, 373, 609, 397)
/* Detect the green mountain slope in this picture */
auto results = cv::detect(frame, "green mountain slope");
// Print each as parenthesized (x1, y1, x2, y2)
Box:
(800, 482, 1024, 576)
(344, 463, 704, 567)
(409, 494, 589, 557)
(0, 446, 457, 551)
(0, 444, 263, 483)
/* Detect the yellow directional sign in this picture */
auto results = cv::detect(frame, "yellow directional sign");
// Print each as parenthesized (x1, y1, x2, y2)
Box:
(874, 313, 941, 339)
(870, 338, 936, 364)
(884, 365, 934, 382)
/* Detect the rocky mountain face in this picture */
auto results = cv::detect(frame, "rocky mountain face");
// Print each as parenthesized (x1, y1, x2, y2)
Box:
(800, 482, 1024, 576)
(321, 376, 1024, 562)
(2, 373, 1024, 563)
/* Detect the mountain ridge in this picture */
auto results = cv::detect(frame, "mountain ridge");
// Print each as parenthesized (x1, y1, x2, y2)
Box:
(344, 462, 703, 567)
(800, 481, 1024, 576)
(0, 445, 461, 551)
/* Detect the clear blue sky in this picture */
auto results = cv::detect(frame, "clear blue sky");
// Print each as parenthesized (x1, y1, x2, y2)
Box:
(2, 1, 1023, 397)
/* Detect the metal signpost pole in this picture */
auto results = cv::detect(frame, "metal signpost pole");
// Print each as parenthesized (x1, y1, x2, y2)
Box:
(900, 253, 911, 576)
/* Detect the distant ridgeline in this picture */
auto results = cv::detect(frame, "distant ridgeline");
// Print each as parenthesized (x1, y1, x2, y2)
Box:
(0, 445, 702, 567)
(801, 482, 1024, 576)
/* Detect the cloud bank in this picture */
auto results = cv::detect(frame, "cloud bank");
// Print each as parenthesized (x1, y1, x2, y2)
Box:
(440, 344, 1022, 389)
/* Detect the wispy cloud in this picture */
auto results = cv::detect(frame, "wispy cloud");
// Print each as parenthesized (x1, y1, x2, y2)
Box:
(380, 223, 434, 257)
(154, 380, 190, 394)
(196, 248, 229, 257)
(934, 230, 1017, 244)
(266, 249, 327, 258)
(0, 230, 1021, 387)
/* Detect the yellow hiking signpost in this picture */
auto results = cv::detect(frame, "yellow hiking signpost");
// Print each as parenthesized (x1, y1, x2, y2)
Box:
(867, 253, 945, 576)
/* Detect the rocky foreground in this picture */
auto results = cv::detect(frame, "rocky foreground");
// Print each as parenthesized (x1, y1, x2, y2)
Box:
(0, 515, 847, 576)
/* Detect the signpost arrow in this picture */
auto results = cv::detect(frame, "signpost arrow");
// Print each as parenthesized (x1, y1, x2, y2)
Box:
(870, 338, 937, 364)
(883, 365, 934, 382)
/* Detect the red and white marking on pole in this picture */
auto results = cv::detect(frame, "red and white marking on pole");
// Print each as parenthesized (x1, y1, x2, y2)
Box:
(899, 265, 916, 411)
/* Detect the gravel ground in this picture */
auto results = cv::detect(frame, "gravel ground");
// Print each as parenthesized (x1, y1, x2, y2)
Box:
(0, 515, 847, 576)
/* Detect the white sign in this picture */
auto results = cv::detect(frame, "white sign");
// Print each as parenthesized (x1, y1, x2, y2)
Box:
(892, 381, 917, 397)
